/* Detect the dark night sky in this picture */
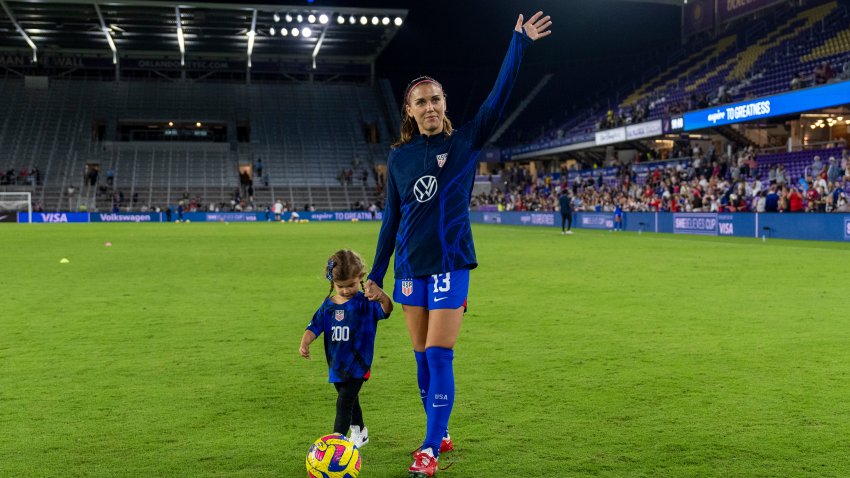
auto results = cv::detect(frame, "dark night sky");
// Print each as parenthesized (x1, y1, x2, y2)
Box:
(190, 0, 684, 132)
(339, 0, 683, 128)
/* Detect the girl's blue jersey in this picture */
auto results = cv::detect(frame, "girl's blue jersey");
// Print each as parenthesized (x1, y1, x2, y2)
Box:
(306, 292, 390, 383)
(369, 30, 533, 287)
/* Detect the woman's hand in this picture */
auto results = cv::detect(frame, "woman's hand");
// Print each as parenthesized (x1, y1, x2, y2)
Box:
(299, 343, 310, 359)
(364, 279, 382, 301)
(515, 11, 552, 41)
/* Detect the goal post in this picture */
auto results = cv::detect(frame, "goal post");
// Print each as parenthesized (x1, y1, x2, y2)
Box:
(0, 192, 32, 223)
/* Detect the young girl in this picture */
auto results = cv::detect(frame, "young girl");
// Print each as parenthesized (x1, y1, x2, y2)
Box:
(299, 249, 393, 448)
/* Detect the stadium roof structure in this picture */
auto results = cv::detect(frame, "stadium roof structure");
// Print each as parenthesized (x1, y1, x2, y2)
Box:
(0, 0, 407, 67)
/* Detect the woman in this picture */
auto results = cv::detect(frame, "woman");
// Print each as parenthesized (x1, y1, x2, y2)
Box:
(364, 11, 552, 477)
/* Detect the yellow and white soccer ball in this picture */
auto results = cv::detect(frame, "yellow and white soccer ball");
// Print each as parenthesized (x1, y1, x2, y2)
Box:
(306, 433, 360, 478)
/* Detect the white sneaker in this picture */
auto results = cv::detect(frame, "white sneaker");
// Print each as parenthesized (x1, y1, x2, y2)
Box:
(349, 426, 369, 448)
(565, 230, 574, 235)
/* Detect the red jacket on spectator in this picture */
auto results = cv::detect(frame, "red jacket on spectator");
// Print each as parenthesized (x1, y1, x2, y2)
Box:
(789, 190, 804, 211)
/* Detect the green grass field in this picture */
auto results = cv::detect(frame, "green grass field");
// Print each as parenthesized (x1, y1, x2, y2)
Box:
(2, 222, 850, 477)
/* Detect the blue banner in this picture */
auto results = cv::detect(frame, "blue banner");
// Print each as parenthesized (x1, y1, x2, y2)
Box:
(684, 80, 850, 130)
(481, 212, 503, 224)
(580, 213, 614, 230)
(205, 212, 259, 222)
(519, 213, 556, 226)
(673, 213, 718, 235)
(18, 212, 90, 223)
(470, 211, 850, 242)
(469, 211, 557, 227)
(309, 211, 383, 222)
(12, 210, 386, 224)
(91, 213, 161, 223)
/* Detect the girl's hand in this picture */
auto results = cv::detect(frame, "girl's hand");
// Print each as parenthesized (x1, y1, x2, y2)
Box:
(364, 279, 382, 301)
(299, 344, 310, 359)
(515, 11, 552, 41)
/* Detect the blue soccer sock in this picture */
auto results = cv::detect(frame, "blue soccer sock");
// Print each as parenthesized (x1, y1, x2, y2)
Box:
(414, 350, 429, 412)
(423, 346, 454, 457)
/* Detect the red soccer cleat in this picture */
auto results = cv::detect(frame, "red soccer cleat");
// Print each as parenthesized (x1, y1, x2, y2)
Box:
(411, 435, 453, 456)
(408, 448, 438, 477)
(440, 435, 454, 453)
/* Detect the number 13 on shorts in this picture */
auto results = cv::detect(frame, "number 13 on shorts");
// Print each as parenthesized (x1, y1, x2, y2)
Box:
(432, 272, 451, 293)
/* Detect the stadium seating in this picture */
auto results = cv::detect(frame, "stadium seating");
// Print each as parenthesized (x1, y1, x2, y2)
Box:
(512, 0, 850, 152)
(0, 78, 393, 212)
(753, 147, 841, 181)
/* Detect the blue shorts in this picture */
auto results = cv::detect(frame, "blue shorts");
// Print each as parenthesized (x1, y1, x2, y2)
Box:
(393, 269, 469, 310)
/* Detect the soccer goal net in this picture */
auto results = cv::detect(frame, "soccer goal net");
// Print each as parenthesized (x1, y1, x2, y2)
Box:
(0, 192, 32, 223)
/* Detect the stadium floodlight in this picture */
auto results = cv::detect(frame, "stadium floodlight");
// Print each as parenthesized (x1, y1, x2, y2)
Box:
(196, 122, 202, 127)
(273, 13, 280, 23)
(360, 16, 367, 25)
(382, 17, 390, 26)
(269, 26, 275, 36)
(281, 27, 288, 36)
(93, 3, 117, 64)
(291, 27, 300, 37)
(319, 14, 328, 24)
(0, 1, 38, 62)
(285, 13, 293, 22)
(297, 14, 303, 22)
(312, 25, 326, 69)
(394, 17, 403, 26)
(337, 15, 345, 24)
(175, 7, 185, 66)
(308, 14, 316, 24)
(247, 9, 257, 68)
(168, 121, 174, 126)
(302, 27, 312, 38)
(371, 16, 379, 25)
(349, 16, 356, 24)
(246, 31, 255, 65)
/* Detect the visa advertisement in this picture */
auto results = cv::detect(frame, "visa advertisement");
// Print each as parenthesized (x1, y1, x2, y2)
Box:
(18, 212, 90, 223)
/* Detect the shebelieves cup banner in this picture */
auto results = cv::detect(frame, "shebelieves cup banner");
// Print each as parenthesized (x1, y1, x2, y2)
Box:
(673, 213, 718, 236)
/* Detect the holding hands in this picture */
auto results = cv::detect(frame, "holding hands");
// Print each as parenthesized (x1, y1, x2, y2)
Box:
(515, 11, 552, 41)
(364, 279, 394, 315)
(364, 279, 381, 301)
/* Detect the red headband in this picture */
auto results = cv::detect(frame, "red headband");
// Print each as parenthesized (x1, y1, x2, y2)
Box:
(406, 79, 443, 103)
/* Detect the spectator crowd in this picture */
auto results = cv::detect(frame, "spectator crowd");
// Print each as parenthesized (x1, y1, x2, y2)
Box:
(472, 144, 850, 214)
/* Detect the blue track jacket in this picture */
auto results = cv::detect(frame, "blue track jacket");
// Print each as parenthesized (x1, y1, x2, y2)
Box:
(369, 30, 533, 287)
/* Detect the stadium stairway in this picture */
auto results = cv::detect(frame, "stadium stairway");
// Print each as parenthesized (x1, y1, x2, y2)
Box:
(714, 125, 758, 149)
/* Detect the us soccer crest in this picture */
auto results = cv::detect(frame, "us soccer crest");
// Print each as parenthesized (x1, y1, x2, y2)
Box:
(334, 310, 345, 322)
(436, 153, 447, 168)
(401, 280, 413, 297)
